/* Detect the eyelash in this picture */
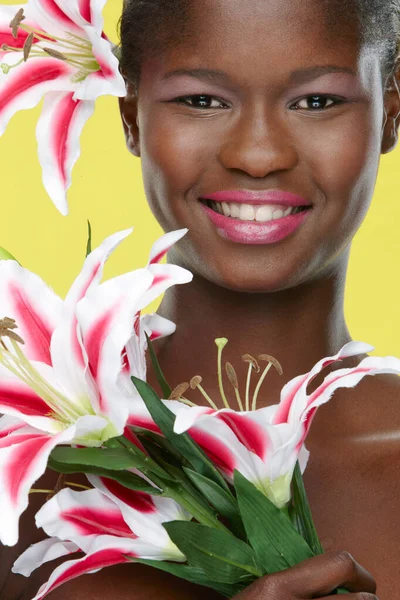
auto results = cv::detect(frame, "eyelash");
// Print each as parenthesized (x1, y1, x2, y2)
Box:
(172, 94, 345, 111)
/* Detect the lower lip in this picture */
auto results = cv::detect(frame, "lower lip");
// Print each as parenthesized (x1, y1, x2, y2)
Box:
(200, 204, 311, 245)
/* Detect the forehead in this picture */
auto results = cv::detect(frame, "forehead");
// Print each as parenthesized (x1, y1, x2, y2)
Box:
(143, 0, 366, 85)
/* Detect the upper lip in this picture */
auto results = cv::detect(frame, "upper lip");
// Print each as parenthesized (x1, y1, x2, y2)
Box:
(202, 189, 311, 207)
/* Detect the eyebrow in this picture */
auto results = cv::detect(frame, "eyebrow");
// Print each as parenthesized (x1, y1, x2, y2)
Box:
(161, 65, 357, 83)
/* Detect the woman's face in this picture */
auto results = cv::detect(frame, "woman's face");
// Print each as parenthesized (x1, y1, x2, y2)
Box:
(121, 0, 399, 292)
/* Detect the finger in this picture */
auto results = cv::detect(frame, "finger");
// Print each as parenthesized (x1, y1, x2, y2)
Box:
(280, 551, 376, 597)
(324, 595, 378, 599)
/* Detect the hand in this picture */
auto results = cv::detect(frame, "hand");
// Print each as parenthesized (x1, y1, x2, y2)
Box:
(233, 551, 377, 599)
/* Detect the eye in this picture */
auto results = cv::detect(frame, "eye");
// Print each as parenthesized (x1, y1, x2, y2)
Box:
(290, 95, 344, 111)
(172, 95, 230, 109)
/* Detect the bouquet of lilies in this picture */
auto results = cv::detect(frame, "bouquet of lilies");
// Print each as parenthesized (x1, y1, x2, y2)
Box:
(1, 227, 400, 599)
(1, 2, 400, 599)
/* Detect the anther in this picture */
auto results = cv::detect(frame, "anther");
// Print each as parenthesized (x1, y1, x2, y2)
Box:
(0, 317, 24, 345)
(242, 354, 260, 373)
(225, 362, 244, 412)
(169, 382, 190, 400)
(258, 354, 283, 375)
(23, 33, 34, 62)
(190, 376, 203, 390)
(9, 8, 25, 39)
(42, 47, 68, 61)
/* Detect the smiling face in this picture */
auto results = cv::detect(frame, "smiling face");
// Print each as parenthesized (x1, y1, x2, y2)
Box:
(120, 0, 400, 292)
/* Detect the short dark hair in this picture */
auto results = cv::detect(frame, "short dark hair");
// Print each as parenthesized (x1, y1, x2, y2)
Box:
(119, 0, 400, 89)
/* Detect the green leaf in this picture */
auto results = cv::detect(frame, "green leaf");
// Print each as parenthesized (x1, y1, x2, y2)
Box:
(48, 462, 162, 495)
(131, 376, 230, 492)
(234, 471, 314, 574)
(49, 447, 149, 472)
(86, 220, 92, 257)
(183, 468, 245, 539)
(291, 462, 324, 555)
(0, 246, 18, 262)
(133, 559, 245, 598)
(164, 521, 261, 583)
(145, 333, 171, 398)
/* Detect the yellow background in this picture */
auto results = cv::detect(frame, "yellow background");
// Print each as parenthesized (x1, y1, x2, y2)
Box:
(1, 0, 399, 356)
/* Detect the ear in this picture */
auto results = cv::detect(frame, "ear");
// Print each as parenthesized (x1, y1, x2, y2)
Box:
(381, 58, 400, 154)
(119, 80, 141, 157)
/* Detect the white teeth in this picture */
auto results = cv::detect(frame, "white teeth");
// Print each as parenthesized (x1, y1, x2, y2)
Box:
(240, 204, 255, 221)
(230, 203, 240, 218)
(222, 202, 230, 217)
(208, 201, 301, 222)
(255, 206, 273, 222)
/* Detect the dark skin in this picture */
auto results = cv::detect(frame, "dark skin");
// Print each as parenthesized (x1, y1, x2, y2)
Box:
(2, 0, 400, 598)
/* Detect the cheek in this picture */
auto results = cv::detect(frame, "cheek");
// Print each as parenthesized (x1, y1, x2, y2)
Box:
(139, 112, 216, 200)
(298, 103, 383, 238)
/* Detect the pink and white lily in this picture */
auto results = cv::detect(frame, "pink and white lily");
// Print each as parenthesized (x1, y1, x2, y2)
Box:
(12, 477, 189, 599)
(0, 0, 126, 214)
(0, 227, 192, 546)
(173, 341, 400, 508)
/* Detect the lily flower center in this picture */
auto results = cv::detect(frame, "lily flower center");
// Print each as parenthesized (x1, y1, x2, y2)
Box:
(0, 316, 94, 426)
(1, 8, 100, 82)
(170, 337, 283, 412)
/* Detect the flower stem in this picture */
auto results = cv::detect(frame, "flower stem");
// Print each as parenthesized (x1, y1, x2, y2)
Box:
(252, 363, 273, 411)
(215, 338, 230, 409)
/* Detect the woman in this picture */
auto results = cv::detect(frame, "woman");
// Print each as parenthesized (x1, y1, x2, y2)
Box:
(2, 0, 400, 597)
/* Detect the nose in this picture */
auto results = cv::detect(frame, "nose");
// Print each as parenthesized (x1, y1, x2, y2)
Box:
(218, 104, 299, 178)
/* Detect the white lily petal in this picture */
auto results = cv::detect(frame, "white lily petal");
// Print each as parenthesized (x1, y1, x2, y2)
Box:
(73, 26, 125, 101)
(29, 534, 184, 600)
(0, 55, 75, 136)
(0, 260, 62, 363)
(0, 423, 78, 546)
(50, 229, 133, 399)
(36, 487, 135, 548)
(148, 229, 189, 265)
(89, 476, 190, 549)
(36, 91, 95, 215)
(27, 0, 86, 36)
(76, 269, 153, 428)
(12, 538, 79, 577)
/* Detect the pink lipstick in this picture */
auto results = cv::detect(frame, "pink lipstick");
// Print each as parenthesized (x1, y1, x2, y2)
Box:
(199, 189, 312, 245)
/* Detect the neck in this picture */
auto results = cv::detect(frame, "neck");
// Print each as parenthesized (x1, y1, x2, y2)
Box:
(154, 252, 352, 409)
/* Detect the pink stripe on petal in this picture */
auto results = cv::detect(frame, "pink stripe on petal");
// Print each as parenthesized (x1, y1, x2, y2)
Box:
(0, 433, 44, 450)
(0, 384, 50, 417)
(78, 0, 92, 22)
(63, 506, 135, 537)
(152, 274, 169, 286)
(36, 549, 134, 599)
(0, 421, 25, 439)
(101, 478, 156, 514)
(84, 308, 115, 381)
(189, 428, 236, 476)
(0, 30, 38, 49)
(10, 282, 54, 365)
(4, 433, 54, 503)
(273, 374, 308, 425)
(306, 366, 371, 411)
(127, 415, 161, 434)
(0, 61, 69, 115)
(123, 427, 146, 454)
(36, 0, 78, 29)
(150, 250, 168, 265)
(218, 413, 268, 460)
(51, 94, 82, 186)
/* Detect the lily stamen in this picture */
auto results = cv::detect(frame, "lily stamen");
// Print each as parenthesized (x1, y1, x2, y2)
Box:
(1, 14, 101, 81)
(190, 376, 219, 410)
(242, 354, 260, 412)
(252, 354, 283, 411)
(225, 361, 244, 411)
(215, 338, 231, 409)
